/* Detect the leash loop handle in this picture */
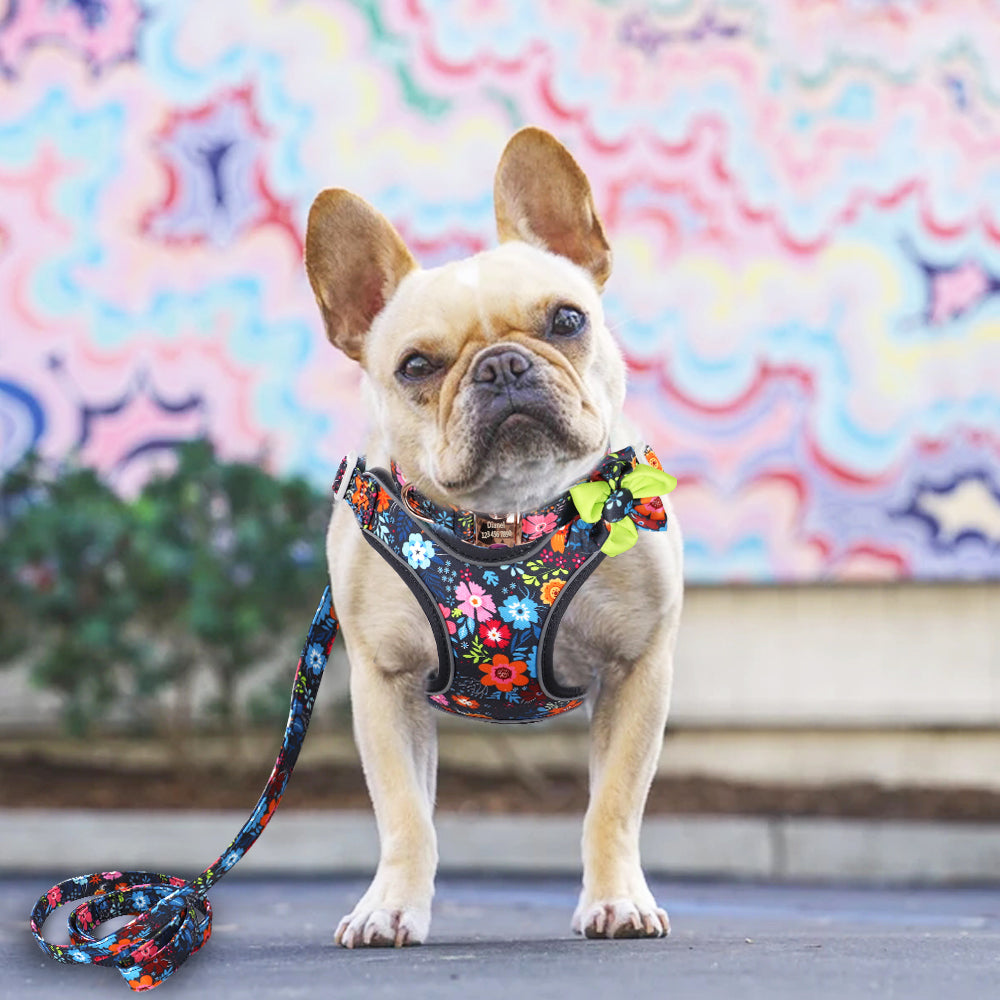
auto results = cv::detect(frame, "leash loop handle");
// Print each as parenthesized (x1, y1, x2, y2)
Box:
(28, 586, 338, 991)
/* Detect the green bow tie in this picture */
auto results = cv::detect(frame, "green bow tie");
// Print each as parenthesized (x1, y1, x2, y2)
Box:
(569, 464, 677, 557)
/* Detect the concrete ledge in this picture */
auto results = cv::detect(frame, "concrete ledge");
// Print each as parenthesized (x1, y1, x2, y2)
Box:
(3, 809, 999, 885)
(778, 817, 1000, 883)
(9, 726, 1000, 792)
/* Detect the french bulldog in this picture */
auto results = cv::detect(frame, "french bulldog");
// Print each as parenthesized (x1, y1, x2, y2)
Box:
(304, 127, 683, 947)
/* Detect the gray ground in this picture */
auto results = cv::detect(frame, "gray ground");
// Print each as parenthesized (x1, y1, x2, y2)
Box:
(3, 876, 999, 999)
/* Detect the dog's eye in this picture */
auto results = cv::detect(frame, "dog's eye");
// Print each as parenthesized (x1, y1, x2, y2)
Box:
(548, 305, 587, 338)
(398, 353, 440, 380)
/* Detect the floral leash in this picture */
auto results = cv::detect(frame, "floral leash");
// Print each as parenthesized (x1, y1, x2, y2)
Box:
(28, 587, 339, 992)
(28, 445, 676, 989)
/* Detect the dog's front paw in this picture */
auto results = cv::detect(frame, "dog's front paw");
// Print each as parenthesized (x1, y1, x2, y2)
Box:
(335, 899, 430, 948)
(572, 896, 670, 940)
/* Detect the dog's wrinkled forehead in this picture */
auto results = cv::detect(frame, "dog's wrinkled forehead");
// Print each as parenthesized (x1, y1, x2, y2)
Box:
(366, 242, 603, 377)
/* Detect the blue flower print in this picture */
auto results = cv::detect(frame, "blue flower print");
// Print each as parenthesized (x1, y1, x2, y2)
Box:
(402, 532, 435, 569)
(499, 594, 539, 629)
(306, 643, 325, 674)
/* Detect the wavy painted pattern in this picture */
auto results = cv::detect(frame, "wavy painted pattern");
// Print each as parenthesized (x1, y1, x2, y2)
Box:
(1, 0, 998, 582)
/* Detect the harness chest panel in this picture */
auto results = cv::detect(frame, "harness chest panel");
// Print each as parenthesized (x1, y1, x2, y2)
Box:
(336, 447, 670, 724)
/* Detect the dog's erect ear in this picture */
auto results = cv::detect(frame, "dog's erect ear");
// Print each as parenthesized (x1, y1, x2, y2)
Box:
(494, 127, 611, 289)
(305, 189, 417, 361)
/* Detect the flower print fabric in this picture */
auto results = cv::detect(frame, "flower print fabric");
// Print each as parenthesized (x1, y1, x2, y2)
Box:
(499, 594, 539, 629)
(479, 619, 510, 647)
(479, 654, 529, 691)
(522, 510, 558, 536)
(402, 532, 435, 569)
(340, 446, 671, 724)
(455, 580, 495, 620)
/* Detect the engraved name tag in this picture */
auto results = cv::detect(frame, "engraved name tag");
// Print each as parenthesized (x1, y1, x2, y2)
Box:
(474, 514, 522, 547)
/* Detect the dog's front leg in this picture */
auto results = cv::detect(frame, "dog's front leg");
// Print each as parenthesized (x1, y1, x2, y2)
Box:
(335, 641, 438, 948)
(573, 633, 674, 940)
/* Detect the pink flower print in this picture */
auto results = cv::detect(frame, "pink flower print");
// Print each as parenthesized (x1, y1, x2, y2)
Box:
(46, 886, 62, 909)
(430, 694, 449, 707)
(522, 511, 558, 539)
(130, 939, 160, 964)
(455, 580, 496, 622)
(438, 603, 458, 635)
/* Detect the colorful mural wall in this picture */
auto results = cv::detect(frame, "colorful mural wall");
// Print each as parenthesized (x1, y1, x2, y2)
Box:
(2, 0, 999, 583)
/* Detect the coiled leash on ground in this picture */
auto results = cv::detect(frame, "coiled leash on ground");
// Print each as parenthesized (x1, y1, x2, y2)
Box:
(28, 586, 338, 992)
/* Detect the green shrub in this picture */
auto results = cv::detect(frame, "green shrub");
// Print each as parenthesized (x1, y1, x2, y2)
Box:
(0, 441, 330, 735)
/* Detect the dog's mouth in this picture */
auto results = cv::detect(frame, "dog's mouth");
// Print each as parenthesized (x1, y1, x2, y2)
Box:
(479, 402, 572, 455)
(435, 402, 594, 499)
(429, 370, 609, 508)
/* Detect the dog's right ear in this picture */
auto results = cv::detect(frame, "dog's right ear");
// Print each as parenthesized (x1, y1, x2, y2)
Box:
(305, 189, 417, 361)
(494, 127, 611, 289)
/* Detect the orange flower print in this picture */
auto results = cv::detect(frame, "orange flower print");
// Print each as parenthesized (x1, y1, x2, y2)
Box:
(551, 525, 569, 553)
(479, 654, 529, 692)
(633, 494, 666, 526)
(350, 479, 369, 510)
(109, 935, 140, 956)
(539, 579, 565, 605)
(452, 695, 479, 709)
(375, 487, 392, 512)
(643, 447, 664, 471)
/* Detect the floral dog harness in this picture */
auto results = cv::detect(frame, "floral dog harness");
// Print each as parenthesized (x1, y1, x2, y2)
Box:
(333, 445, 675, 724)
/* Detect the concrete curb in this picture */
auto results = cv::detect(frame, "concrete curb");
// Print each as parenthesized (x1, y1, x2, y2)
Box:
(2, 809, 999, 885)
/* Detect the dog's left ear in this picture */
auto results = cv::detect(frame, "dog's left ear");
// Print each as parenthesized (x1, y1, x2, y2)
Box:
(494, 127, 611, 289)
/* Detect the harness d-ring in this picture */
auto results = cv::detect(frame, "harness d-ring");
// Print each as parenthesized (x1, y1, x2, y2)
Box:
(400, 482, 437, 525)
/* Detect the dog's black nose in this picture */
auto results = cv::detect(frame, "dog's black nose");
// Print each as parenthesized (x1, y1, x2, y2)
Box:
(472, 348, 533, 387)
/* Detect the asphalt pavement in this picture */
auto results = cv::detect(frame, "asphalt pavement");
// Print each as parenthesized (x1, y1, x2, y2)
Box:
(3, 876, 1000, 1000)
